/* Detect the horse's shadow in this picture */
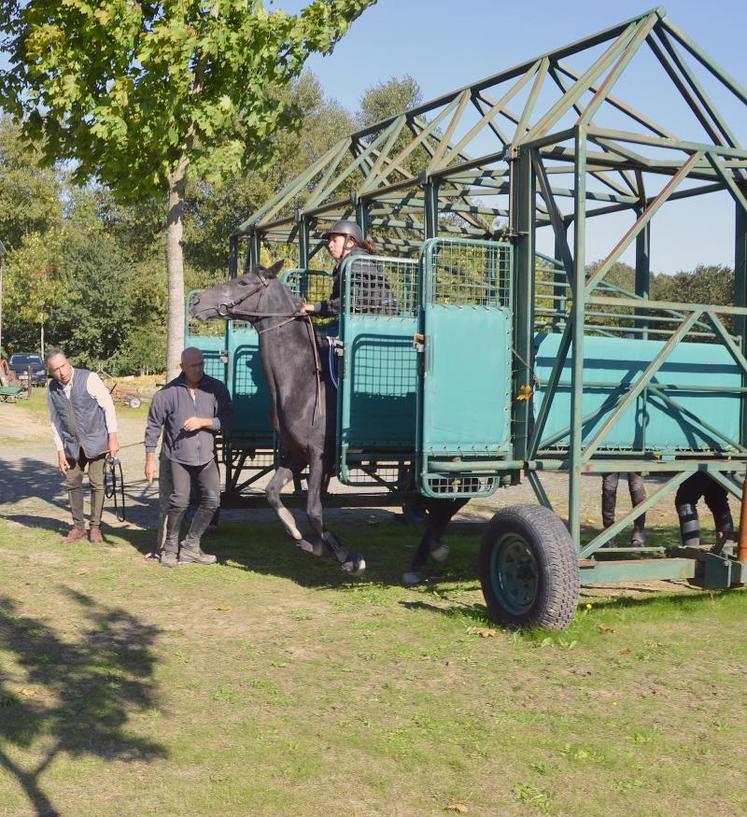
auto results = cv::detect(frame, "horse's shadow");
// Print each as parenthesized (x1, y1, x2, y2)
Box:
(0, 589, 166, 817)
(210, 518, 484, 591)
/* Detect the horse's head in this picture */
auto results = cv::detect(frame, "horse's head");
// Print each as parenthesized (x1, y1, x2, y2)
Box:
(190, 260, 285, 322)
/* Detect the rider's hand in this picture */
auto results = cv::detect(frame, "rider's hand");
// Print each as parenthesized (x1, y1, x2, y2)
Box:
(57, 451, 70, 475)
(301, 302, 316, 315)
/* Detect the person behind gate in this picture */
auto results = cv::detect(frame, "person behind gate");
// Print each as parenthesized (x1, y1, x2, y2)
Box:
(46, 348, 119, 544)
(300, 219, 397, 320)
(144, 347, 233, 568)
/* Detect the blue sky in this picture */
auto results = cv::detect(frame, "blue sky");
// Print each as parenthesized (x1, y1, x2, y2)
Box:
(274, 0, 746, 273)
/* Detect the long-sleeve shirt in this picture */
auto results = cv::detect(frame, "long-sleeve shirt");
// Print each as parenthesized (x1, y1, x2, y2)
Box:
(49, 369, 118, 453)
(144, 373, 233, 466)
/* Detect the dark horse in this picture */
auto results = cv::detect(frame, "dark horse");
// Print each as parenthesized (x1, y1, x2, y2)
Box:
(191, 261, 467, 582)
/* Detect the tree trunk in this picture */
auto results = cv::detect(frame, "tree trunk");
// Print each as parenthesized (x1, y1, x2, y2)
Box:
(165, 158, 188, 381)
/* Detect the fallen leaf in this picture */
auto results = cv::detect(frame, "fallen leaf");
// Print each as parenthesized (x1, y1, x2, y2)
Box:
(444, 805, 468, 814)
(19, 689, 37, 698)
(619, 648, 632, 655)
(215, 606, 231, 612)
(475, 628, 497, 638)
(598, 624, 615, 634)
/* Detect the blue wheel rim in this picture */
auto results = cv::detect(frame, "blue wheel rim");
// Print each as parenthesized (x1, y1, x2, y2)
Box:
(489, 533, 538, 616)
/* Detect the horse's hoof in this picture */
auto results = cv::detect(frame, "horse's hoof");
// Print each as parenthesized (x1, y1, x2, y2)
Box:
(342, 556, 366, 576)
(402, 570, 423, 586)
(297, 538, 323, 557)
(429, 542, 449, 563)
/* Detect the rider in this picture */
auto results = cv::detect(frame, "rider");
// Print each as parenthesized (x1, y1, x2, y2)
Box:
(301, 219, 397, 323)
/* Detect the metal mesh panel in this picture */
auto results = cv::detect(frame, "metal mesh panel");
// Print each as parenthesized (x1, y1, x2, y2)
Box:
(346, 256, 418, 316)
(427, 240, 511, 307)
(423, 474, 499, 497)
(282, 269, 332, 302)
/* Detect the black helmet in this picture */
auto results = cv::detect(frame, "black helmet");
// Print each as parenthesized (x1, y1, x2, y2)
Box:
(323, 219, 363, 243)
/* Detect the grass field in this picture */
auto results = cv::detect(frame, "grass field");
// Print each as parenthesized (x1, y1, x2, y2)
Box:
(0, 517, 744, 817)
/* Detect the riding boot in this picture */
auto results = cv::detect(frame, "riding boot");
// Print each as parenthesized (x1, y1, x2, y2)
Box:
(711, 509, 735, 555)
(601, 478, 618, 547)
(676, 503, 700, 547)
(629, 473, 646, 546)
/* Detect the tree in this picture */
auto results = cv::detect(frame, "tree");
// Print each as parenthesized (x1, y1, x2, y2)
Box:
(0, 115, 63, 251)
(0, 0, 377, 377)
(357, 75, 422, 130)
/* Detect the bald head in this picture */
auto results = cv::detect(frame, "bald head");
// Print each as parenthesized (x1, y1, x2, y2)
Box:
(181, 347, 205, 386)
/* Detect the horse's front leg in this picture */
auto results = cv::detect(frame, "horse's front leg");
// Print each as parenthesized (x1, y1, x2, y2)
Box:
(266, 459, 323, 557)
(306, 448, 366, 576)
(402, 498, 468, 585)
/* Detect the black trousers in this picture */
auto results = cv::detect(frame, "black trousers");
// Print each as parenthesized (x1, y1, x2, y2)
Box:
(164, 459, 220, 553)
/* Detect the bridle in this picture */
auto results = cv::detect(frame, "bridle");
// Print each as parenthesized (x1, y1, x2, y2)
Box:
(200, 269, 325, 424)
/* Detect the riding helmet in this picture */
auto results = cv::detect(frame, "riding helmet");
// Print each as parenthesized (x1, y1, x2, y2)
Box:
(324, 219, 363, 243)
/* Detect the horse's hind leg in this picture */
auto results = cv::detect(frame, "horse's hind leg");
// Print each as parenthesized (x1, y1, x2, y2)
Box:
(402, 498, 468, 585)
(266, 461, 322, 557)
(306, 448, 366, 576)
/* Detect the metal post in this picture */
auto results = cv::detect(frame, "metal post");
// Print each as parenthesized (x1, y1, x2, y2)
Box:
(298, 217, 310, 268)
(569, 127, 588, 544)
(634, 206, 650, 339)
(229, 234, 240, 278)
(736, 203, 747, 448)
(513, 146, 536, 463)
(0, 240, 5, 358)
(424, 180, 439, 239)
(553, 223, 568, 328)
(356, 197, 370, 240)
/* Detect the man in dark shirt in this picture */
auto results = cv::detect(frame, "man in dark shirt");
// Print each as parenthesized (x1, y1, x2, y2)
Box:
(144, 347, 233, 567)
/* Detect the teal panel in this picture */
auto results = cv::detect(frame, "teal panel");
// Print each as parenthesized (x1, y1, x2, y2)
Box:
(227, 321, 273, 442)
(421, 305, 511, 454)
(534, 332, 742, 451)
(339, 315, 419, 451)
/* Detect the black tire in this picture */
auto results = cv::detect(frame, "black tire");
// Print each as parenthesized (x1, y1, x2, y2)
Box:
(479, 504, 580, 630)
(127, 396, 142, 409)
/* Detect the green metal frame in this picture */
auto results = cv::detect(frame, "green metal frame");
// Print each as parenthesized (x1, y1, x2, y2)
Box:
(226, 7, 746, 589)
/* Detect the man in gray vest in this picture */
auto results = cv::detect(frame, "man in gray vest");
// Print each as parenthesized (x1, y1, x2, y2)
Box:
(144, 347, 233, 567)
(47, 348, 119, 544)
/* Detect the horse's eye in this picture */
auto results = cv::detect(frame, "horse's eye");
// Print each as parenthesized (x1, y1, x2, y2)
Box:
(238, 279, 249, 286)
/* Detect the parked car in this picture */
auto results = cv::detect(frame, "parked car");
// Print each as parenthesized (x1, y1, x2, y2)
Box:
(9, 353, 47, 386)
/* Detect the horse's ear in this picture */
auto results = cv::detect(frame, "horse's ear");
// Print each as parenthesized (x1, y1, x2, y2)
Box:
(267, 260, 284, 278)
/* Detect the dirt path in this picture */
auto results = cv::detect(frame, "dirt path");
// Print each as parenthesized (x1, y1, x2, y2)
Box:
(0, 395, 684, 536)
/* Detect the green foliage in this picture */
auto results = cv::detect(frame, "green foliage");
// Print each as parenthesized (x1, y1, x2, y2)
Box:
(0, 115, 63, 250)
(0, 1, 377, 200)
(356, 74, 422, 130)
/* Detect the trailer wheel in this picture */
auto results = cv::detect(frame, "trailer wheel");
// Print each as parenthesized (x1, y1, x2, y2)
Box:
(479, 505, 579, 630)
(126, 396, 142, 409)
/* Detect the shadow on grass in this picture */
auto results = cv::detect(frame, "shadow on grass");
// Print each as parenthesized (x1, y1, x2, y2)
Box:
(0, 589, 166, 817)
(0, 457, 68, 510)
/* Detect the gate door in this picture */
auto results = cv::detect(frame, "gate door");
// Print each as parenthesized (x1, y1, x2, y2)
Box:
(418, 239, 513, 498)
(337, 254, 420, 488)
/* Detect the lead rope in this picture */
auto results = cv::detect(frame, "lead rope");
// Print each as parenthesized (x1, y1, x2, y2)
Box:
(104, 455, 126, 522)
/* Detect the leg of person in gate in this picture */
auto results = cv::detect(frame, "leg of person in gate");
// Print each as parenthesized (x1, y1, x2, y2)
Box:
(62, 448, 88, 543)
(86, 453, 107, 543)
(179, 460, 220, 565)
(601, 472, 620, 546)
(627, 472, 646, 547)
(702, 477, 735, 554)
